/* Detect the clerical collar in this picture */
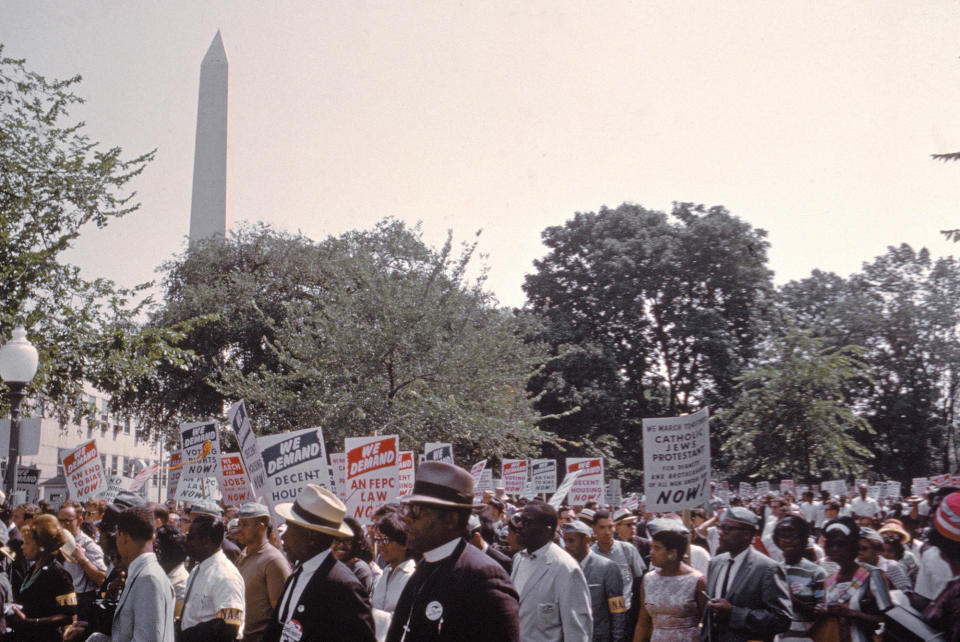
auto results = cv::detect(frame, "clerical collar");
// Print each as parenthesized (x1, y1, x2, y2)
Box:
(423, 537, 461, 563)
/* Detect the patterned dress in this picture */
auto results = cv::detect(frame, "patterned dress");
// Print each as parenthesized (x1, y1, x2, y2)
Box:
(642, 569, 702, 641)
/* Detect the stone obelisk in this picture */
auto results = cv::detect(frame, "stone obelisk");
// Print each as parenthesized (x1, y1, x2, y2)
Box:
(188, 31, 229, 244)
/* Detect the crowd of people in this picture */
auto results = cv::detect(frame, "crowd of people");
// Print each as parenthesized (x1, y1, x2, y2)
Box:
(0, 468, 957, 641)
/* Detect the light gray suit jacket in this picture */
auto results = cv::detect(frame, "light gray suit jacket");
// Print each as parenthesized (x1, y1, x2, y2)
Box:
(90, 551, 176, 642)
(701, 547, 792, 642)
(511, 541, 593, 642)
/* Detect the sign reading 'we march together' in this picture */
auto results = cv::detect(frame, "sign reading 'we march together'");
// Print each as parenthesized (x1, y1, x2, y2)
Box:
(643, 408, 711, 512)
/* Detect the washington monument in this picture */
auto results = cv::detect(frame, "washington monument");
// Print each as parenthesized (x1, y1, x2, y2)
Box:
(189, 31, 229, 244)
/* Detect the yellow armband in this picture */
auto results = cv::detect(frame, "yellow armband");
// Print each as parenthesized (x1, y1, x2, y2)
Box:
(607, 595, 627, 614)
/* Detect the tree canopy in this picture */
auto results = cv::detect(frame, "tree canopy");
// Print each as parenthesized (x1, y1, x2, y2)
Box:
(123, 220, 551, 461)
(523, 202, 774, 483)
(718, 327, 874, 480)
(0, 46, 178, 422)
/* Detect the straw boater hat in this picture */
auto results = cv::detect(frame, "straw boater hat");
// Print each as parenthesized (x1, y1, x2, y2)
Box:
(400, 461, 475, 508)
(275, 484, 353, 538)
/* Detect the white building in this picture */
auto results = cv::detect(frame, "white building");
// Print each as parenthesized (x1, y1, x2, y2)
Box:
(17, 382, 166, 506)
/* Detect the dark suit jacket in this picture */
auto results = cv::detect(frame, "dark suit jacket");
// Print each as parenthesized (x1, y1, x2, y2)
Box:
(485, 544, 513, 575)
(263, 551, 376, 642)
(701, 547, 792, 642)
(386, 538, 519, 642)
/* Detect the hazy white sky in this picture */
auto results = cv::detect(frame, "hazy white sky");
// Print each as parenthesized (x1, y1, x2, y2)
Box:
(5, 1, 960, 308)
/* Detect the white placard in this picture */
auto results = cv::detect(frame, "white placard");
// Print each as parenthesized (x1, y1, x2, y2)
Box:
(167, 450, 182, 501)
(642, 407, 711, 512)
(178, 421, 223, 489)
(502, 459, 528, 494)
(227, 400, 268, 498)
(61, 440, 107, 503)
(531, 459, 557, 493)
(220, 453, 255, 505)
(470, 460, 488, 495)
(330, 452, 347, 498)
(548, 470, 581, 508)
(565, 458, 605, 505)
(605, 479, 622, 506)
(424, 443, 454, 464)
(398, 451, 415, 497)
(257, 427, 331, 507)
(102, 475, 136, 503)
(345, 435, 399, 524)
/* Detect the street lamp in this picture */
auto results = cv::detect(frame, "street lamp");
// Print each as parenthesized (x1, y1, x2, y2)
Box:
(0, 326, 39, 499)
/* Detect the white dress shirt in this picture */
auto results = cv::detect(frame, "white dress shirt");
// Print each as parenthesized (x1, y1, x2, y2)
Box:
(713, 547, 749, 598)
(276, 548, 331, 625)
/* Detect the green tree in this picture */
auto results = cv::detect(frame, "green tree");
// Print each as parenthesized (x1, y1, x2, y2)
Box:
(0, 46, 175, 421)
(718, 327, 874, 480)
(523, 202, 774, 483)
(125, 221, 551, 460)
(780, 245, 960, 477)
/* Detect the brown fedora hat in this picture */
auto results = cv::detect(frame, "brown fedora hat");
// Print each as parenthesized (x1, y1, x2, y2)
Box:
(401, 461, 475, 508)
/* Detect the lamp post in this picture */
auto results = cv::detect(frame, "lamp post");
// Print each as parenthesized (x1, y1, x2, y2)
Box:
(0, 326, 39, 499)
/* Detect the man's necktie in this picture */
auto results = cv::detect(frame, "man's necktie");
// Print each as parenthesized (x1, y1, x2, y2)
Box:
(279, 565, 304, 624)
(719, 558, 735, 599)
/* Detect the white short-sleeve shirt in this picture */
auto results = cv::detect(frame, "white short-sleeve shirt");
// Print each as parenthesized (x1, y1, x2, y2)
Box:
(181, 549, 246, 635)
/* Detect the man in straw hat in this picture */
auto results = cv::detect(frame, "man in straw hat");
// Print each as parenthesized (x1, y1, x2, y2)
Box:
(701, 507, 791, 642)
(263, 484, 375, 642)
(386, 461, 520, 642)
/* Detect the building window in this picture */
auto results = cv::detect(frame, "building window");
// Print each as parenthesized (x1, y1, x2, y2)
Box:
(124, 418, 131, 435)
(111, 455, 118, 476)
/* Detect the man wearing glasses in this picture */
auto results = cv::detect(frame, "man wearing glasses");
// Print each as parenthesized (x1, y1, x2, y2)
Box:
(386, 462, 520, 642)
(57, 500, 108, 624)
(702, 507, 792, 641)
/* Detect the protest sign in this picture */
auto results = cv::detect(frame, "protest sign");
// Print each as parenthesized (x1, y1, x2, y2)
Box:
(345, 435, 399, 524)
(330, 452, 347, 497)
(520, 479, 539, 500)
(780, 479, 795, 496)
(622, 495, 640, 511)
(227, 400, 268, 498)
(502, 459, 528, 494)
(220, 453, 255, 504)
(129, 462, 159, 492)
(868, 484, 882, 499)
(565, 458, 604, 505)
(178, 421, 223, 491)
(62, 440, 106, 503)
(257, 427, 332, 507)
(479, 468, 493, 495)
(531, 459, 557, 493)
(548, 470, 581, 508)
(470, 460, 487, 493)
(911, 477, 929, 496)
(176, 475, 222, 503)
(398, 451, 415, 496)
(167, 450, 182, 500)
(642, 408, 710, 512)
(738, 482, 753, 498)
(605, 479, 622, 506)
(424, 443, 454, 464)
(102, 475, 135, 502)
(16, 467, 39, 503)
(756, 481, 771, 495)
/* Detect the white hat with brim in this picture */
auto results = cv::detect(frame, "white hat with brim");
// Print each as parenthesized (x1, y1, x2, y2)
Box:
(274, 484, 354, 539)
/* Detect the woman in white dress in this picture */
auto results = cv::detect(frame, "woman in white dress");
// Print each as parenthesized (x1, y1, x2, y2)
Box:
(634, 519, 706, 642)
